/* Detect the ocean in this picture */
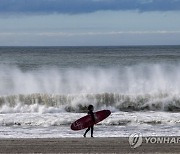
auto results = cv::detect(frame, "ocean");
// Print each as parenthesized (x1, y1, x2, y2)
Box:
(0, 46, 180, 138)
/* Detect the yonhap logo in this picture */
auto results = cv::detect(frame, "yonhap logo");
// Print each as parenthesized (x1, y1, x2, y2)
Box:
(129, 133, 180, 149)
(129, 132, 143, 148)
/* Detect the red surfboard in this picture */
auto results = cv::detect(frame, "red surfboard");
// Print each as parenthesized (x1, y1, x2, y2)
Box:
(71, 110, 111, 131)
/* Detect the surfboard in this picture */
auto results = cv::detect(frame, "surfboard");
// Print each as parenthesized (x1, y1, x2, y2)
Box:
(71, 110, 111, 131)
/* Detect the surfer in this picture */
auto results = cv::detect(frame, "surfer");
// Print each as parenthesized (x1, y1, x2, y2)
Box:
(83, 105, 95, 138)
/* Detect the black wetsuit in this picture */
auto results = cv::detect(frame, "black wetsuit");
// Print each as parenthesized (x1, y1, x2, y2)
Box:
(84, 110, 95, 137)
(88, 110, 95, 122)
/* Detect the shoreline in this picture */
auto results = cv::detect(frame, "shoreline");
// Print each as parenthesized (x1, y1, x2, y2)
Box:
(0, 137, 179, 153)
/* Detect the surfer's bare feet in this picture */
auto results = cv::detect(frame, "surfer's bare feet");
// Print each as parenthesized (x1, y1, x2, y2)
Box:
(91, 136, 94, 138)
(83, 134, 86, 138)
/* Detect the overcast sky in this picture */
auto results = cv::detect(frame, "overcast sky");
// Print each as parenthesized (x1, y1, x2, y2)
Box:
(0, 0, 180, 46)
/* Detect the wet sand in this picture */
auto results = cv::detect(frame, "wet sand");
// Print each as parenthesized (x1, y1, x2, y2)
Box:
(0, 137, 179, 153)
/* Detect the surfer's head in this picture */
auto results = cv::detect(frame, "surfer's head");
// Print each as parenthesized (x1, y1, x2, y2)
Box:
(88, 105, 94, 111)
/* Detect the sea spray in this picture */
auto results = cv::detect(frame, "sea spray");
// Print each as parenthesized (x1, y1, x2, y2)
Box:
(0, 64, 180, 95)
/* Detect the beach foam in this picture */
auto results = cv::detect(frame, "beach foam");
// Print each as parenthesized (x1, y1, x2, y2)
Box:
(0, 111, 179, 138)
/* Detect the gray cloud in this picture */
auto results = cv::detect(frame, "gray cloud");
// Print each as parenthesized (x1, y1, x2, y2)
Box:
(0, 0, 180, 15)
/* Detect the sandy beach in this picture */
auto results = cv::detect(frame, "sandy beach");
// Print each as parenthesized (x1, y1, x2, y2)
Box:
(0, 137, 179, 153)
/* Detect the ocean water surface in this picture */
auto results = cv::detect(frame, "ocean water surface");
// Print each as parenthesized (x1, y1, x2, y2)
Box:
(0, 46, 180, 138)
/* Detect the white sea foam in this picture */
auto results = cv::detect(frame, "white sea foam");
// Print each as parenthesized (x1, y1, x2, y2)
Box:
(0, 111, 179, 138)
(0, 111, 179, 127)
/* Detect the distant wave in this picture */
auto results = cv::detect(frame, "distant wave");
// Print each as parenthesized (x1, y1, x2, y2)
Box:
(0, 92, 180, 113)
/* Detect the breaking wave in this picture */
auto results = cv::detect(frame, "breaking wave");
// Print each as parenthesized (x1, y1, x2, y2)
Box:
(0, 64, 180, 113)
(0, 92, 180, 113)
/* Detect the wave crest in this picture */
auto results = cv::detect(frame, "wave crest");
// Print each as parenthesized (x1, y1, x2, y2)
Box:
(0, 92, 180, 113)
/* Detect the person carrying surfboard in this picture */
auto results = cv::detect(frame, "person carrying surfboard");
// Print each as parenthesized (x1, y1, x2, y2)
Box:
(83, 105, 95, 138)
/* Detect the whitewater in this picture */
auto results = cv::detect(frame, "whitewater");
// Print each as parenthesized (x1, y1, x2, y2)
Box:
(0, 46, 180, 138)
